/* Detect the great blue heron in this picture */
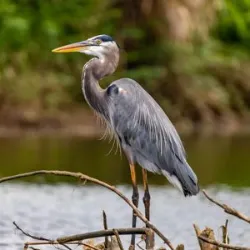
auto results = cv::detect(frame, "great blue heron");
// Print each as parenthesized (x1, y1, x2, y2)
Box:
(52, 34, 199, 248)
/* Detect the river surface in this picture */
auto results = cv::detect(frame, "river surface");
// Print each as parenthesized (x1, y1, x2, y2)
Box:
(0, 135, 250, 249)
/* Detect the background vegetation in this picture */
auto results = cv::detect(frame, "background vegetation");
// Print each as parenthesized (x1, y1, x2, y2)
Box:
(0, 0, 250, 133)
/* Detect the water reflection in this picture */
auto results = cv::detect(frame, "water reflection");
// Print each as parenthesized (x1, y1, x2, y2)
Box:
(0, 135, 249, 187)
(1, 135, 250, 250)
(1, 184, 250, 250)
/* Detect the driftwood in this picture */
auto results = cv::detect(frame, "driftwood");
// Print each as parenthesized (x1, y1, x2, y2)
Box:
(1, 171, 250, 250)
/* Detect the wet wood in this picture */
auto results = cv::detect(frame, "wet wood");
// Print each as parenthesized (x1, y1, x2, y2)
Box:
(145, 229, 155, 250)
(194, 224, 250, 250)
(102, 211, 109, 249)
(57, 228, 147, 243)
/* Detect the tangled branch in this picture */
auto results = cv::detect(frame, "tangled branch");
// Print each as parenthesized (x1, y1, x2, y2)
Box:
(193, 190, 250, 250)
(0, 170, 174, 250)
(14, 221, 148, 250)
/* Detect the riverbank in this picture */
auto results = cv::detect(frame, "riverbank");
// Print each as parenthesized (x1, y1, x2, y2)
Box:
(0, 106, 249, 138)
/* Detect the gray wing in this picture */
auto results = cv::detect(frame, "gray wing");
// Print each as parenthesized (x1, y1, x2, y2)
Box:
(106, 78, 199, 196)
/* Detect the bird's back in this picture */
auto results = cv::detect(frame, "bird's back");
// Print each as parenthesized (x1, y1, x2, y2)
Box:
(106, 78, 199, 196)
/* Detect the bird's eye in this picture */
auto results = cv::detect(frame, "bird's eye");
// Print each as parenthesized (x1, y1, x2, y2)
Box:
(96, 39, 102, 45)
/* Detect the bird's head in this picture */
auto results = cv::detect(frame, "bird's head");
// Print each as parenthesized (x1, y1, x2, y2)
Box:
(52, 34, 118, 59)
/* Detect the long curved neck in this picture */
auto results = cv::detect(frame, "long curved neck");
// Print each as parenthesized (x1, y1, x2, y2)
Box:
(81, 50, 119, 119)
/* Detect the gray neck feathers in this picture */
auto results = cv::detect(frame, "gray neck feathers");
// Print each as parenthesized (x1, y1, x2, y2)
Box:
(81, 47, 119, 119)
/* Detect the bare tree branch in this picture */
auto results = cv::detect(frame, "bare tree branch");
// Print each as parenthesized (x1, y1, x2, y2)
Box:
(198, 235, 250, 250)
(203, 190, 250, 224)
(102, 210, 109, 249)
(56, 228, 146, 243)
(0, 170, 174, 250)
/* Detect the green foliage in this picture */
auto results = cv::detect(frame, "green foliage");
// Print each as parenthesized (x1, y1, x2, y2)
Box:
(0, 0, 119, 54)
(0, 0, 250, 126)
(0, 0, 120, 109)
(213, 0, 250, 49)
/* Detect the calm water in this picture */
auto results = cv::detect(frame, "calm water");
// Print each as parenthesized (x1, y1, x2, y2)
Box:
(0, 135, 250, 249)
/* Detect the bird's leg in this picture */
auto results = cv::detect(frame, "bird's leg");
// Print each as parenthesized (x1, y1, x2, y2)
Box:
(142, 169, 150, 223)
(129, 163, 139, 249)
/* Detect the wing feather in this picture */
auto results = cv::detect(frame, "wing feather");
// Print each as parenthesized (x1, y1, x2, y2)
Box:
(106, 78, 199, 196)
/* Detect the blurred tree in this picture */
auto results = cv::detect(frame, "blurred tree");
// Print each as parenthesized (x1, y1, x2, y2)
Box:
(213, 0, 250, 49)
(0, 0, 249, 133)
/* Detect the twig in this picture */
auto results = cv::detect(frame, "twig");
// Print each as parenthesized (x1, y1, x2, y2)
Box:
(80, 242, 100, 250)
(198, 235, 250, 250)
(203, 190, 250, 224)
(112, 229, 124, 250)
(14, 222, 72, 250)
(102, 211, 109, 249)
(193, 224, 202, 249)
(0, 170, 174, 250)
(29, 247, 41, 250)
(136, 240, 144, 250)
(13, 222, 50, 241)
(222, 219, 230, 247)
(23, 241, 99, 250)
(24, 241, 91, 246)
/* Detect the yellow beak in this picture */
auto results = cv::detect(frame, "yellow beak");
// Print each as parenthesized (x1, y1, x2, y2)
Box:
(52, 41, 90, 53)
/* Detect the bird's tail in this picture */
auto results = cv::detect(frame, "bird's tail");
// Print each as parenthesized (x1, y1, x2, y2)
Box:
(181, 162, 199, 196)
(162, 160, 199, 196)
